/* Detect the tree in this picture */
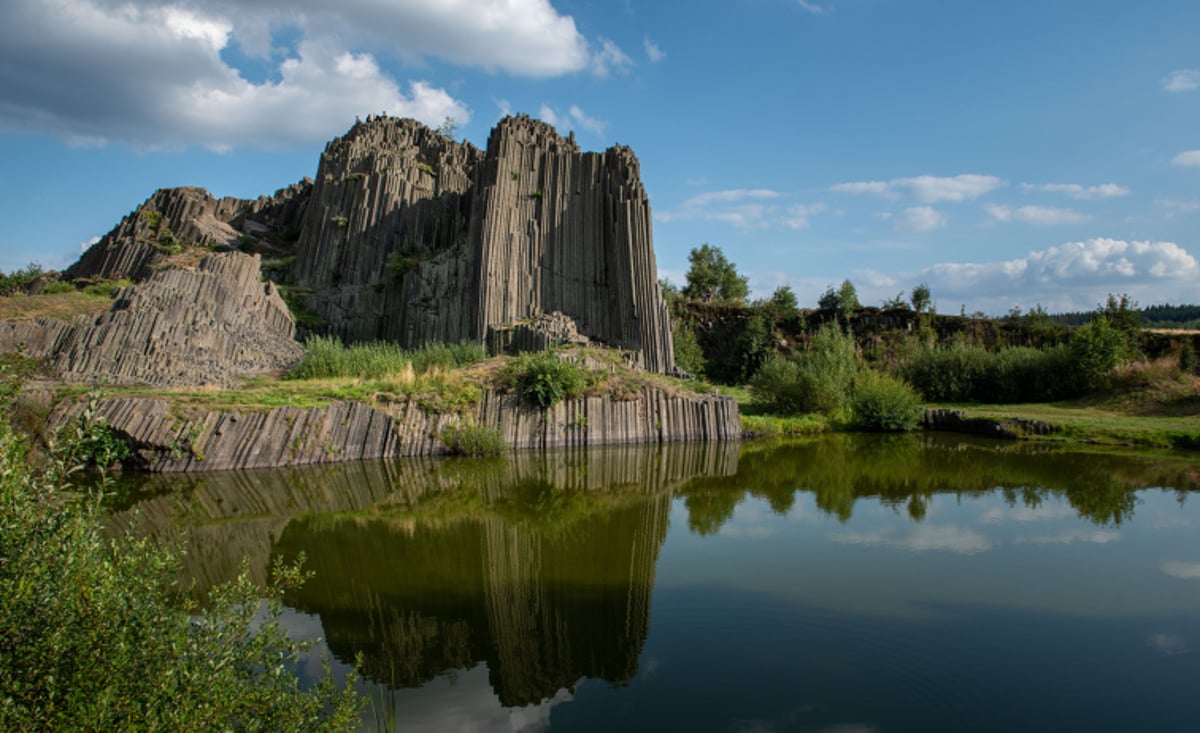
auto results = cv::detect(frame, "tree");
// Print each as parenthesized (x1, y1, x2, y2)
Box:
(818, 279, 859, 326)
(682, 244, 749, 302)
(769, 285, 799, 312)
(910, 283, 933, 314)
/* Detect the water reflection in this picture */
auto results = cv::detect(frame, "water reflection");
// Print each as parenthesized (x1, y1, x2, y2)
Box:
(112, 434, 1200, 729)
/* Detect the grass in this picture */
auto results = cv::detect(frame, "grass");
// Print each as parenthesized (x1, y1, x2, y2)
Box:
(0, 290, 116, 321)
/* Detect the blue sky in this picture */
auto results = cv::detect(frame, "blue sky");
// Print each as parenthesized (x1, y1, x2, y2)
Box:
(1, 0, 1197, 314)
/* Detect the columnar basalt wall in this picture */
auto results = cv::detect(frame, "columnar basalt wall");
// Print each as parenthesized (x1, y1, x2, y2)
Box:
(26, 253, 301, 387)
(68, 387, 741, 473)
(292, 115, 675, 373)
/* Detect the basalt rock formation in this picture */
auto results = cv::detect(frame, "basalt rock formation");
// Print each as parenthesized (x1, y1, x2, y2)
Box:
(59, 385, 741, 472)
(290, 115, 674, 373)
(3, 252, 300, 387)
(67, 182, 311, 283)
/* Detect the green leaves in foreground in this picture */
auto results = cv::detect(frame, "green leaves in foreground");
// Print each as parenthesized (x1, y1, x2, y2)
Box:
(0, 392, 362, 731)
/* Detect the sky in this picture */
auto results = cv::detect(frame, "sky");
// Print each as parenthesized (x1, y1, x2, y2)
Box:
(1, 0, 1197, 315)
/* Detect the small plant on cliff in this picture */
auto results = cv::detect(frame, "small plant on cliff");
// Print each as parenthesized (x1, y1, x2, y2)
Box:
(441, 422, 507, 457)
(52, 392, 131, 474)
(848, 370, 922, 432)
(502, 351, 594, 409)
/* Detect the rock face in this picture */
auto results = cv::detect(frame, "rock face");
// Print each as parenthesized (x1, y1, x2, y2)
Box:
(292, 115, 675, 373)
(64, 386, 741, 472)
(5, 252, 300, 387)
(67, 182, 311, 282)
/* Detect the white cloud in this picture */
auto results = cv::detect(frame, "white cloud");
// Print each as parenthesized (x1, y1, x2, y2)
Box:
(783, 203, 829, 229)
(1146, 633, 1190, 656)
(1021, 182, 1130, 200)
(1161, 69, 1200, 93)
(1162, 561, 1200, 579)
(538, 104, 608, 138)
(644, 37, 666, 62)
(660, 190, 828, 230)
(591, 37, 634, 78)
(796, 0, 830, 15)
(831, 525, 993, 555)
(0, 0, 608, 149)
(495, 98, 513, 118)
(1159, 199, 1200, 218)
(986, 204, 1091, 226)
(79, 235, 101, 253)
(832, 174, 1002, 203)
(1016, 529, 1120, 545)
(868, 238, 1199, 312)
(895, 206, 946, 233)
(1172, 150, 1200, 166)
(567, 105, 607, 137)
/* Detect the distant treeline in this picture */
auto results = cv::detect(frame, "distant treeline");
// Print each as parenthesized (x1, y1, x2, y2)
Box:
(1052, 303, 1200, 329)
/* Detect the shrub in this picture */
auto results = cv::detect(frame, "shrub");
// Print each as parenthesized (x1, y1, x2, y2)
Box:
(750, 322, 858, 416)
(40, 280, 77, 295)
(1180, 341, 1197, 376)
(440, 423, 507, 457)
(898, 341, 993, 402)
(671, 318, 706, 376)
(502, 351, 593, 409)
(1069, 315, 1127, 391)
(0, 262, 46, 296)
(0, 386, 361, 731)
(849, 370, 922, 432)
(409, 340, 487, 372)
(53, 395, 131, 473)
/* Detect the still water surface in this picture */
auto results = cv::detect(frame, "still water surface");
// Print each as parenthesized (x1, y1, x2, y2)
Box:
(117, 434, 1200, 732)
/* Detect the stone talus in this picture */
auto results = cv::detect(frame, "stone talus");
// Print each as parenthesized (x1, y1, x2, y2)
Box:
(70, 387, 740, 472)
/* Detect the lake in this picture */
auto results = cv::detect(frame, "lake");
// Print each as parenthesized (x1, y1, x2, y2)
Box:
(114, 433, 1200, 732)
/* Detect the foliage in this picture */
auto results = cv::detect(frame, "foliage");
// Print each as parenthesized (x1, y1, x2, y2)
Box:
(0, 387, 362, 732)
(671, 317, 706, 376)
(898, 341, 1081, 403)
(750, 322, 859, 416)
(910, 283, 933, 314)
(274, 285, 324, 328)
(53, 393, 131, 473)
(1101, 293, 1141, 334)
(769, 285, 798, 313)
(1180, 340, 1197, 376)
(287, 336, 484, 381)
(682, 244, 749, 302)
(440, 422, 507, 457)
(818, 279, 860, 325)
(82, 279, 132, 298)
(40, 280, 76, 295)
(0, 262, 46, 296)
(502, 351, 594, 409)
(385, 242, 427, 282)
(1069, 315, 1127, 391)
(849, 370, 922, 432)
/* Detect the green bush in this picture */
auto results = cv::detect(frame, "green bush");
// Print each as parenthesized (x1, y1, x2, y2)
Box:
(849, 370, 922, 432)
(899, 341, 1083, 404)
(409, 340, 487, 372)
(53, 395, 131, 472)
(898, 341, 993, 402)
(441, 422, 507, 457)
(1069, 315, 1127, 391)
(0, 262, 45, 296)
(750, 322, 858, 416)
(1180, 341, 1197, 375)
(502, 351, 594, 409)
(287, 336, 408, 380)
(40, 280, 77, 295)
(0, 389, 361, 732)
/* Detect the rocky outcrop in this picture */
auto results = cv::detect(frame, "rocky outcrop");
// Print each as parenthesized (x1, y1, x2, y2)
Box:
(292, 115, 675, 372)
(8, 252, 301, 387)
(67, 182, 311, 282)
(65, 386, 740, 472)
(922, 408, 1056, 439)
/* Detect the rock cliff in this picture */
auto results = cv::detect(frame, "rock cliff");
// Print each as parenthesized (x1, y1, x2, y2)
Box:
(61, 386, 740, 472)
(3, 252, 300, 387)
(291, 115, 675, 373)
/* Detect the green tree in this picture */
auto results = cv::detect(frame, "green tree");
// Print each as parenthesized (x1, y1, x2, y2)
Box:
(682, 244, 749, 302)
(818, 279, 860, 326)
(769, 285, 798, 312)
(910, 283, 933, 314)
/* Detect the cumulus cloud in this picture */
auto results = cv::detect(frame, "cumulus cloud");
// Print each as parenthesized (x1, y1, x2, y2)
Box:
(0, 0, 612, 149)
(831, 174, 1002, 203)
(644, 37, 666, 62)
(1173, 150, 1200, 166)
(985, 204, 1090, 226)
(895, 206, 946, 232)
(1161, 69, 1200, 93)
(796, 0, 830, 15)
(858, 238, 1199, 313)
(1021, 182, 1130, 200)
